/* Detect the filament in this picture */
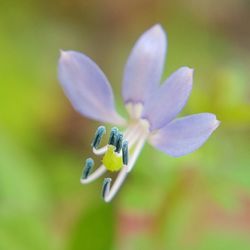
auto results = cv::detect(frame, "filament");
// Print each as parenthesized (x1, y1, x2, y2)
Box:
(80, 165, 106, 184)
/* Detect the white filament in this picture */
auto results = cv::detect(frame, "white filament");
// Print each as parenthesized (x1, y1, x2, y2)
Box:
(103, 165, 129, 202)
(93, 145, 107, 155)
(80, 165, 106, 184)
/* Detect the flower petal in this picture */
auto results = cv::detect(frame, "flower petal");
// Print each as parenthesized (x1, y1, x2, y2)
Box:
(141, 67, 193, 131)
(149, 113, 220, 157)
(122, 24, 167, 105)
(58, 50, 125, 125)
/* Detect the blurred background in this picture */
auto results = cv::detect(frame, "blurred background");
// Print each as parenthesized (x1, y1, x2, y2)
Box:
(0, 0, 250, 249)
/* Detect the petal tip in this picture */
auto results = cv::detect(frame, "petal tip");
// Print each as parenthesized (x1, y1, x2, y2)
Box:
(182, 67, 194, 85)
(184, 66, 194, 75)
(189, 69, 194, 80)
(208, 113, 220, 130)
(59, 50, 71, 61)
(149, 24, 166, 39)
(189, 67, 194, 73)
(151, 23, 163, 31)
(213, 118, 221, 129)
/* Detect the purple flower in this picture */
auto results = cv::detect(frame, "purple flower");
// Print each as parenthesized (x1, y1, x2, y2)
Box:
(58, 24, 220, 202)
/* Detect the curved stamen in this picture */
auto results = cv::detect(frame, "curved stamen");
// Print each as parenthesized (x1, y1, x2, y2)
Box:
(102, 165, 129, 202)
(82, 123, 148, 201)
(93, 127, 122, 155)
(80, 164, 106, 184)
(91, 126, 106, 149)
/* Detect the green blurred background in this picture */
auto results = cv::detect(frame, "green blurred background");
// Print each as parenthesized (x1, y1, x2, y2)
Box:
(0, 0, 250, 249)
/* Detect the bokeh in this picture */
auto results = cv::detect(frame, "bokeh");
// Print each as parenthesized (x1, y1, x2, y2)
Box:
(1, 0, 250, 249)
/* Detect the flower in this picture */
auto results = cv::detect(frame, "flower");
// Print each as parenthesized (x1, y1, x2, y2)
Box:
(58, 24, 220, 202)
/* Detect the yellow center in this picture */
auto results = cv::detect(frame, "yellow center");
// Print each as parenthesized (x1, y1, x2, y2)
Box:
(102, 145, 123, 172)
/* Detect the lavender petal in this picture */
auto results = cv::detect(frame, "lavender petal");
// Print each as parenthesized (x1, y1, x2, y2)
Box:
(122, 24, 167, 105)
(142, 67, 193, 131)
(58, 50, 125, 125)
(149, 113, 220, 157)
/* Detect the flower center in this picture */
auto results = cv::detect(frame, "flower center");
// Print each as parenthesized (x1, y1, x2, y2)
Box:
(81, 118, 150, 202)
(101, 118, 149, 172)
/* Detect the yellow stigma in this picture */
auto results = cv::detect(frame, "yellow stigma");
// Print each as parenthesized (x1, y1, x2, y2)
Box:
(102, 145, 123, 172)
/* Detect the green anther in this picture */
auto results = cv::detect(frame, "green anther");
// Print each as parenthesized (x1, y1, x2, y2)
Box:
(115, 132, 123, 153)
(122, 141, 128, 165)
(102, 178, 111, 198)
(82, 158, 94, 179)
(91, 126, 106, 149)
(102, 145, 123, 172)
(109, 127, 118, 146)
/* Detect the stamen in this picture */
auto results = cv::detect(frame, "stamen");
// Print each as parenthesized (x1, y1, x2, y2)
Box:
(102, 178, 112, 198)
(82, 158, 94, 179)
(91, 126, 106, 149)
(122, 140, 128, 165)
(102, 165, 128, 202)
(82, 120, 149, 202)
(115, 132, 123, 153)
(80, 165, 106, 184)
(109, 127, 118, 146)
